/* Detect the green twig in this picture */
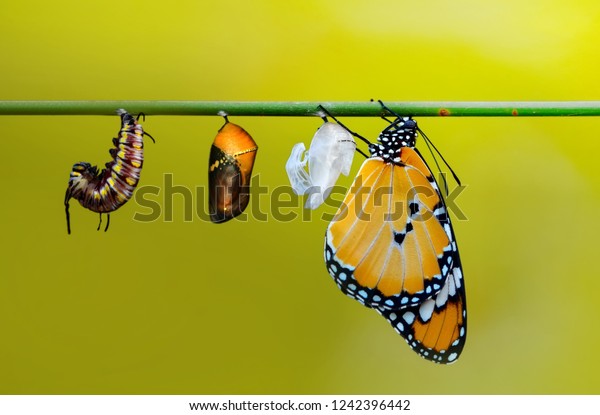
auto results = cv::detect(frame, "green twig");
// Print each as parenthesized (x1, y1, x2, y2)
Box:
(1, 101, 600, 116)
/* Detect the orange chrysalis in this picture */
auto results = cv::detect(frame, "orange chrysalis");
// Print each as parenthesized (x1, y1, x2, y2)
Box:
(208, 117, 258, 223)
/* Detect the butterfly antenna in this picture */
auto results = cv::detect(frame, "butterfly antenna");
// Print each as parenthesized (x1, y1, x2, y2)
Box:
(418, 127, 461, 186)
(420, 135, 449, 195)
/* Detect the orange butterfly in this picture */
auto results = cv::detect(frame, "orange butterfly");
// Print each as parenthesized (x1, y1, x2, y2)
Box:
(322, 102, 466, 364)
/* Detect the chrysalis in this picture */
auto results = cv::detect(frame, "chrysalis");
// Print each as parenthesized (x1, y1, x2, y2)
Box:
(286, 120, 355, 209)
(208, 117, 258, 223)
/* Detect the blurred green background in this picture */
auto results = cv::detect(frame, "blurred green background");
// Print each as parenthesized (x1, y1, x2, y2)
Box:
(1, 0, 599, 394)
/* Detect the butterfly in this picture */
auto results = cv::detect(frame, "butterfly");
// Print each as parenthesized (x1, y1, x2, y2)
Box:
(321, 101, 466, 364)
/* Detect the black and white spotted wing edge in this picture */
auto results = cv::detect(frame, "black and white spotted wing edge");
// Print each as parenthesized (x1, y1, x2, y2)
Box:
(376, 249, 466, 364)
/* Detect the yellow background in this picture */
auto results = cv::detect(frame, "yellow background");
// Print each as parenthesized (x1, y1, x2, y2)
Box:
(1, 0, 599, 394)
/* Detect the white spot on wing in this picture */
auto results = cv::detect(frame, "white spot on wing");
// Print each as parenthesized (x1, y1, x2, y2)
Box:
(447, 273, 457, 296)
(444, 223, 452, 239)
(402, 311, 415, 324)
(454, 267, 463, 288)
(419, 299, 435, 321)
(434, 207, 446, 216)
(435, 280, 450, 307)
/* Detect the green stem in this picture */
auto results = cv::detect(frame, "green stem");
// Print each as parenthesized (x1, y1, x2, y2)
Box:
(1, 100, 600, 116)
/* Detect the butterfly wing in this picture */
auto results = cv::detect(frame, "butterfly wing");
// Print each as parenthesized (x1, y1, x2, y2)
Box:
(325, 147, 457, 309)
(376, 251, 466, 364)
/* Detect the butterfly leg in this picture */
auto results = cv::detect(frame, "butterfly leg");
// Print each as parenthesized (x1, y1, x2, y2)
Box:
(316, 105, 371, 146)
(377, 100, 403, 118)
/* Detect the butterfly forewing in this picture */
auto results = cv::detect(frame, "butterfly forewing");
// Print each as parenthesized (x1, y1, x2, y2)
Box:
(325, 147, 455, 310)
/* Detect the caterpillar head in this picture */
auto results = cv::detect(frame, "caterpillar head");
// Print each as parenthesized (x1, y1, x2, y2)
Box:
(68, 161, 98, 187)
(64, 162, 101, 234)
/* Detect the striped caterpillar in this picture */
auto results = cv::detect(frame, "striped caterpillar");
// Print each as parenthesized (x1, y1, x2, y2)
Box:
(64, 109, 155, 234)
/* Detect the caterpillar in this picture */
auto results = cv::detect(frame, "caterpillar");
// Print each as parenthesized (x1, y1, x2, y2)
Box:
(64, 109, 155, 234)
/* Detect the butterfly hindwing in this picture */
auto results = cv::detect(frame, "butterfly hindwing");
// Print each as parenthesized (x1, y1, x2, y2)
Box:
(376, 251, 466, 364)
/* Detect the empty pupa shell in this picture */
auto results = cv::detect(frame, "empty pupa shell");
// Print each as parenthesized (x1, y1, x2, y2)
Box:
(286, 121, 355, 209)
(208, 121, 258, 223)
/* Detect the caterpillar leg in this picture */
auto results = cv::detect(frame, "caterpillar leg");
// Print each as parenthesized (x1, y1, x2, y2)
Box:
(96, 213, 110, 232)
(65, 201, 71, 235)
